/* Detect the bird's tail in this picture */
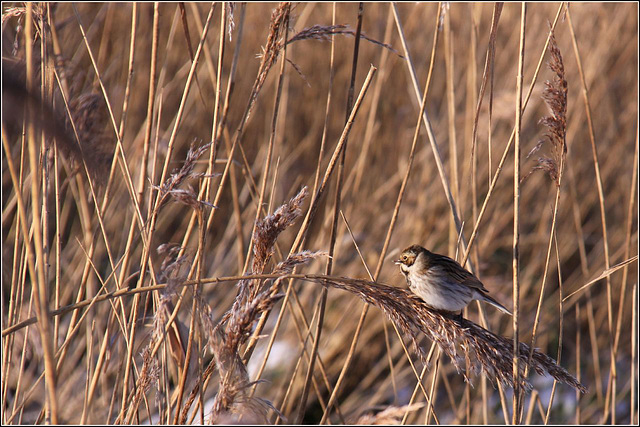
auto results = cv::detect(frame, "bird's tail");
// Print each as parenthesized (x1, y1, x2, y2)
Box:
(479, 293, 512, 316)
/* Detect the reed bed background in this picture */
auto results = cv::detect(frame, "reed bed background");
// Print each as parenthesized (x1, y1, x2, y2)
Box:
(2, 2, 637, 424)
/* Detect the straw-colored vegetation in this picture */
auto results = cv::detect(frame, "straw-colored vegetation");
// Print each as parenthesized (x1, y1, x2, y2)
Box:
(2, 2, 637, 424)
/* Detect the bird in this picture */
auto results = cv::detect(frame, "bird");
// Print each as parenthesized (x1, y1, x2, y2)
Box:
(395, 244, 512, 316)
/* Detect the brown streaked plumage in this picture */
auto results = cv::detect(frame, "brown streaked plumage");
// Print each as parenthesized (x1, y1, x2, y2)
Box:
(395, 245, 511, 315)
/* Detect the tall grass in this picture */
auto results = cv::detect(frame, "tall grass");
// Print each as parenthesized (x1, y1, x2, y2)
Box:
(2, 2, 637, 424)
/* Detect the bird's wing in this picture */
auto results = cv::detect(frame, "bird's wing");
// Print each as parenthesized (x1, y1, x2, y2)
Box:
(432, 254, 490, 293)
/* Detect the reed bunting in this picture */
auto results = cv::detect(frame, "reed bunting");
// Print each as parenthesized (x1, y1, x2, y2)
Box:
(395, 245, 511, 315)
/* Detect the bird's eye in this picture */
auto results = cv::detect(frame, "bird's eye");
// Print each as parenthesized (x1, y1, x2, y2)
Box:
(402, 255, 407, 261)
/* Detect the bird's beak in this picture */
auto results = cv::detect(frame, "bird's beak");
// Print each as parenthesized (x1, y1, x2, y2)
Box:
(393, 259, 401, 265)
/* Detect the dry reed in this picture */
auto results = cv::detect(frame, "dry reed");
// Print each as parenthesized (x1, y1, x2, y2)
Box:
(205, 187, 324, 423)
(2, 3, 636, 424)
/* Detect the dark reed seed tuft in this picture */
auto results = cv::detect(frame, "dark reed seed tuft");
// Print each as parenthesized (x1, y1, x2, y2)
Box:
(303, 275, 587, 394)
(525, 29, 568, 185)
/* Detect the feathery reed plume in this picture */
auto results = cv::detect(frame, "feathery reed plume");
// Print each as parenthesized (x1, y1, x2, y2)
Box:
(281, 24, 400, 85)
(154, 243, 190, 335)
(286, 24, 401, 57)
(272, 250, 328, 275)
(249, 2, 290, 117)
(163, 185, 216, 212)
(216, 187, 309, 350)
(2, 4, 45, 50)
(206, 187, 323, 423)
(2, 4, 44, 23)
(123, 347, 160, 424)
(252, 186, 308, 274)
(302, 275, 587, 393)
(354, 403, 425, 425)
(157, 242, 185, 279)
(152, 243, 191, 371)
(179, 249, 322, 422)
(525, 28, 567, 185)
(151, 141, 214, 213)
(157, 140, 213, 192)
(157, 242, 191, 285)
